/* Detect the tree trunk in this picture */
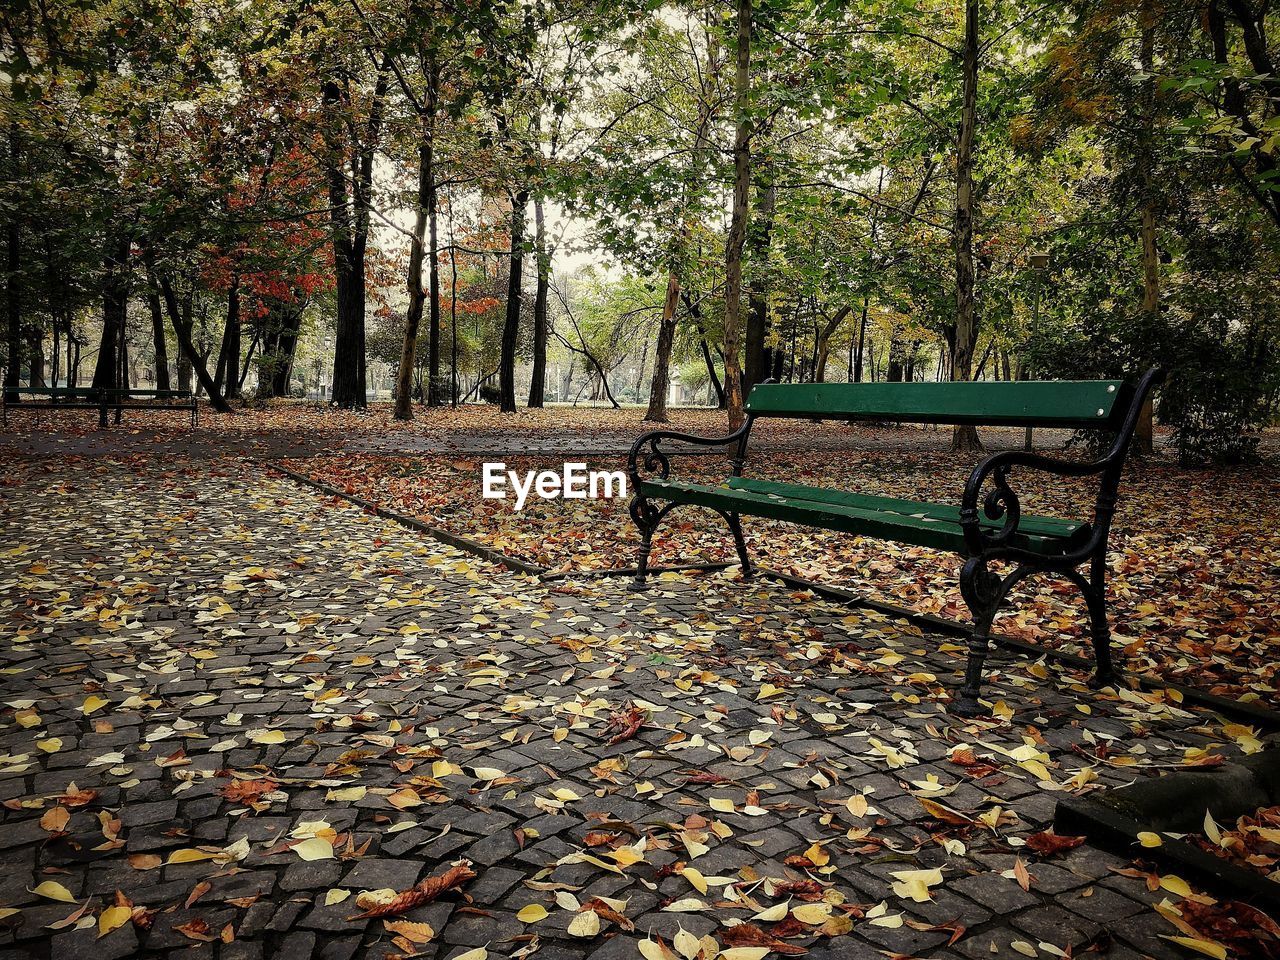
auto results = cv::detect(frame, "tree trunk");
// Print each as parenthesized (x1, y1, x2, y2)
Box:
(4, 137, 19, 402)
(814, 305, 852, 383)
(743, 163, 775, 395)
(395, 109, 432, 421)
(425, 62, 442, 407)
(325, 65, 389, 409)
(146, 276, 171, 391)
(499, 188, 529, 413)
(158, 275, 231, 412)
(950, 0, 982, 453)
(527, 196, 549, 407)
(1134, 13, 1158, 456)
(684, 291, 725, 408)
(26, 328, 44, 387)
(269, 306, 304, 397)
(92, 235, 131, 392)
(646, 21, 719, 420)
(215, 275, 241, 400)
(723, 0, 752, 428)
(645, 268, 682, 422)
(853, 298, 869, 382)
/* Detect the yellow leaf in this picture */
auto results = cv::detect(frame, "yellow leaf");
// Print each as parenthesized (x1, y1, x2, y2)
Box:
(1160, 874, 1193, 897)
(325, 786, 367, 802)
(567, 910, 601, 938)
(611, 844, 645, 868)
(166, 848, 216, 865)
(472, 767, 505, 781)
(384, 920, 435, 944)
(387, 788, 423, 809)
(680, 867, 707, 895)
(517, 904, 548, 923)
(292, 837, 334, 861)
(752, 901, 788, 922)
(673, 927, 700, 960)
(709, 797, 735, 813)
(250, 729, 286, 745)
(803, 842, 829, 867)
(31, 881, 76, 903)
(756, 683, 783, 700)
(97, 905, 131, 938)
(1137, 832, 1163, 848)
(639, 937, 679, 960)
(846, 795, 869, 818)
(81, 696, 108, 715)
(791, 903, 832, 924)
(324, 889, 350, 906)
(36, 738, 62, 753)
(450, 949, 488, 960)
(1204, 810, 1223, 847)
(890, 868, 943, 903)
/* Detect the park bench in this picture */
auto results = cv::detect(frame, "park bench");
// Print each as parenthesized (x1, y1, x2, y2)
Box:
(1, 386, 198, 428)
(626, 368, 1165, 716)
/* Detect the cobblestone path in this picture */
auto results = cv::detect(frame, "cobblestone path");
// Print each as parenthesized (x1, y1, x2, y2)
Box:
(0, 458, 1252, 959)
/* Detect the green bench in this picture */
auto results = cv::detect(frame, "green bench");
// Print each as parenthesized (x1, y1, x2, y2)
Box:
(626, 369, 1164, 716)
(2, 386, 198, 428)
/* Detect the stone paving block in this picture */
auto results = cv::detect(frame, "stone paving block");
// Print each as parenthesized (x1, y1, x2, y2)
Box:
(341, 859, 422, 891)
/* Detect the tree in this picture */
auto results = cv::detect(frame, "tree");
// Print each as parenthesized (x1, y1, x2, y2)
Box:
(950, 0, 981, 452)
(323, 58, 391, 409)
(723, 0, 753, 428)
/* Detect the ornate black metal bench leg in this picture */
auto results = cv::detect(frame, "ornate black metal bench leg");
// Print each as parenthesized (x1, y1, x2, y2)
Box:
(954, 629, 992, 717)
(724, 511, 751, 579)
(952, 557, 1001, 717)
(629, 496, 657, 592)
(1085, 552, 1118, 689)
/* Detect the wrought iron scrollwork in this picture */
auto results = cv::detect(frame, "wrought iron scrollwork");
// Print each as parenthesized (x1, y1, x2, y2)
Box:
(629, 436, 672, 486)
(980, 464, 1021, 547)
(960, 461, 1023, 554)
(628, 490, 663, 532)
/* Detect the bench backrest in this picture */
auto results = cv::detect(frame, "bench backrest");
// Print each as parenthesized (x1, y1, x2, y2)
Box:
(744, 379, 1132, 429)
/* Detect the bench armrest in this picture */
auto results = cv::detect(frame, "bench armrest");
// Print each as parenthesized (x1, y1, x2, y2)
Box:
(959, 450, 1108, 556)
(628, 424, 751, 486)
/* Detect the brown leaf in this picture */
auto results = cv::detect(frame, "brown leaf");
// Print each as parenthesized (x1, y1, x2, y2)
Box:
(174, 919, 217, 942)
(1013, 857, 1032, 892)
(185, 881, 212, 909)
(60, 787, 98, 808)
(603, 701, 648, 746)
(219, 779, 279, 805)
(771, 879, 825, 901)
(1024, 831, 1087, 857)
(347, 861, 476, 920)
(40, 806, 71, 833)
(722, 922, 808, 955)
(581, 897, 634, 931)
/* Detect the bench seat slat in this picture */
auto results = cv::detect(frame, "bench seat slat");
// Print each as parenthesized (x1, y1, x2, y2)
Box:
(744, 380, 1129, 428)
(640, 479, 1089, 556)
(724, 477, 1084, 541)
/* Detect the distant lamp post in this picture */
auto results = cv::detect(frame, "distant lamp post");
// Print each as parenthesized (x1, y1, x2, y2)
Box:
(1025, 250, 1051, 451)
